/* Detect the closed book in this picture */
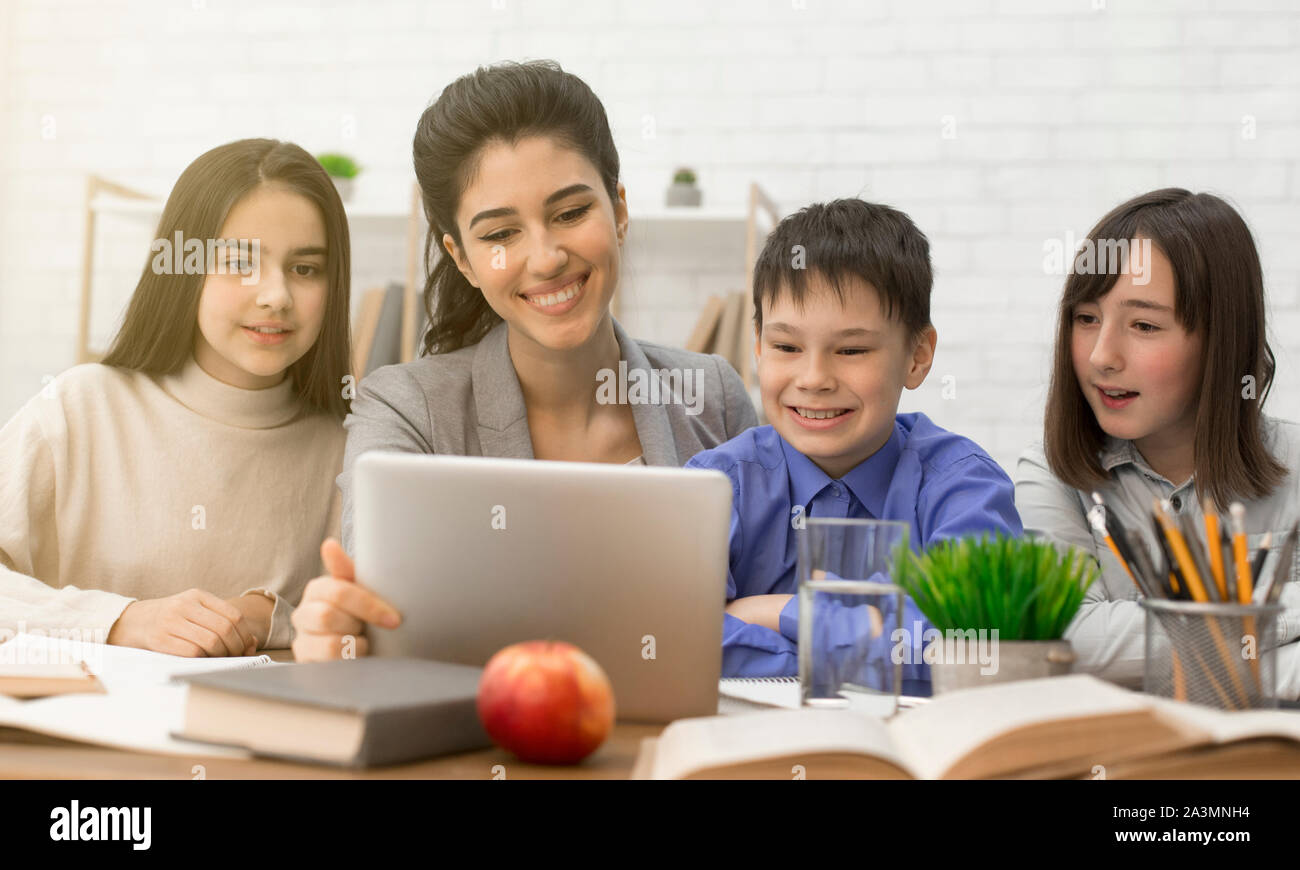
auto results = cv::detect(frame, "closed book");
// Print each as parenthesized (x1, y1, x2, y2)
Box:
(174, 658, 490, 768)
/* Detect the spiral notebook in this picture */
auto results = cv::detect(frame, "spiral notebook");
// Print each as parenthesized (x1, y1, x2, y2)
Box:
(718, 677, 931, 716)
(719, 677, 801, 711)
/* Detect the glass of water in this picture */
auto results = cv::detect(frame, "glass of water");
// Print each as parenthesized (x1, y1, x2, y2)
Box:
(797, 518, 910, 716)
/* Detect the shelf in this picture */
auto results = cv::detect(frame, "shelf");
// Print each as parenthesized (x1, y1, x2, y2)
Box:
(630, 206, 749, 223)
(90, 195, 414, 221)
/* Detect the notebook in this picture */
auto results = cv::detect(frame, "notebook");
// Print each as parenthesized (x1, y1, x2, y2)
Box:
(718, 677, 930, 715)
(0, 633, 282, 757)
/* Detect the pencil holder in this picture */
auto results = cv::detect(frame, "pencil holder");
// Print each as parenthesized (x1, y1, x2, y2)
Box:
(1140, 599, 1284, 710)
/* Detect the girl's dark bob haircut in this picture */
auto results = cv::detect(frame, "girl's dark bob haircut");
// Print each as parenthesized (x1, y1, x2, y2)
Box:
(1044, 187, 1285, 507)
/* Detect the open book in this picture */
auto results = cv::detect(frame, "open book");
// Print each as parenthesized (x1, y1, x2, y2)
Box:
(0, 633, 280, 757)
(634, 674, 1300, 779)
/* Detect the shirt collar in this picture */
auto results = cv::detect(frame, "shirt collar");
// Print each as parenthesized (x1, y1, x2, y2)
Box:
(777, 421, 904, 518)
(1099, 435, 1142, 472)
(1098, 435, 1191, 490)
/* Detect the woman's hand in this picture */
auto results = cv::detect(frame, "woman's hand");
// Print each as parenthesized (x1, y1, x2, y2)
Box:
(107, 589, 260, 657)
(291, 538, 401, 661)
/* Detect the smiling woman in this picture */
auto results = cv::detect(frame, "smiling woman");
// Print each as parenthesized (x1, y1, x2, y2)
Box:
(291, 60, 759, 662)
(0, 139, 350, 657)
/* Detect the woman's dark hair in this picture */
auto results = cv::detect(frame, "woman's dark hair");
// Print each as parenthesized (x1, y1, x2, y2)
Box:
(412, 59, 620, 355)
(101, 138, 352, 419)
(1044, 188, 1284, 506)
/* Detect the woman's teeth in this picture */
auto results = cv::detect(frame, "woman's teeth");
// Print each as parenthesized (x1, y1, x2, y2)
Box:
(795, 407, 848, 420)
(529, 278, 584, 308)
(1102, 389, 1135, 397)
(248, 326, 288, 333)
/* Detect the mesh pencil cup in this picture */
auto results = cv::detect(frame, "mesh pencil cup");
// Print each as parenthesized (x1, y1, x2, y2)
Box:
(1140, 598, 1283, 710)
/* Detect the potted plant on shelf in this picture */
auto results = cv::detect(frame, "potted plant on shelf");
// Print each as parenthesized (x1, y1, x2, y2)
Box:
(665, 167, 702, 207)
(896, 533, 1095, 694)
(317, 153, 361, 203)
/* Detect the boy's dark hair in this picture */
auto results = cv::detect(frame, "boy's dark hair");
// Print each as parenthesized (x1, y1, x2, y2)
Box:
(751, 198, 932, 337)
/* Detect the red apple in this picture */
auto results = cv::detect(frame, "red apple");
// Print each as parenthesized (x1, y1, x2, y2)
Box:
(476, 640, 616, 764)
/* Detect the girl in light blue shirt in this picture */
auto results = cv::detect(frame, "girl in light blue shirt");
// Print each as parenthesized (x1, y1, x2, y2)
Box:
(1015, 188, 1300, 697)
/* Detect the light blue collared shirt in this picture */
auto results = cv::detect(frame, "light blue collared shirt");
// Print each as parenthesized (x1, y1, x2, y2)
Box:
(686, 413, 1023, 692)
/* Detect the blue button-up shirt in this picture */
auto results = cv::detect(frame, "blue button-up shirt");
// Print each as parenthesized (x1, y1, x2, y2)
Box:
(686, 413, 1024, 693)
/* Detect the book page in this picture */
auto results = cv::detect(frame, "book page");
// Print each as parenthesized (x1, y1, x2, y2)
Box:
(0, 633, 278, 693)
(0, 684, 251, 758)
(1147, 696, 1300, 745)
(887, 674, 1158, 779)
(649, 708, 912, 779)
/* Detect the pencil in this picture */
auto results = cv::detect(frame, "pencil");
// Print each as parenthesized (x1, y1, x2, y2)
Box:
(1203, 498, 1228, 602)
(1175, 508, 1218, 602)
(1088, 496, 1139, 591)
(1155, 499, 1210, 602)
(1231, 503, 1252, 605)
(1155, 498, 1250, 708)
(1221, 526, 1238, 604)
(1150, 514, 1184, 598)
(1250, 531, 1273, 594)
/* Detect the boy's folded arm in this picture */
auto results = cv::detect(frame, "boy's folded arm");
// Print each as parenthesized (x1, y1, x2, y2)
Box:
(776, 589, 932, 686)
(721, 613, 798, 677)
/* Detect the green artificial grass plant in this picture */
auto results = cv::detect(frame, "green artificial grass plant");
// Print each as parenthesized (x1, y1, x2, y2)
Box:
(316, 153, 361, 179)
(896, 532, 1096, 641)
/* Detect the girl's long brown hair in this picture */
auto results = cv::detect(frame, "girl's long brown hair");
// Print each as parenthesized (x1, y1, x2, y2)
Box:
(412, 59, 621, 355)
(1044, 188, 1285, 507)
(101, 138, 351, 419)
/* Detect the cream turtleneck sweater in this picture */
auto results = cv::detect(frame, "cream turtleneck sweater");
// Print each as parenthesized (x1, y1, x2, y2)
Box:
(0, 355, 344, 649)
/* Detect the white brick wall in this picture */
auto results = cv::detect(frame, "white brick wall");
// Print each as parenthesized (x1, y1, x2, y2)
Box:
(2, 0, 1299, 478)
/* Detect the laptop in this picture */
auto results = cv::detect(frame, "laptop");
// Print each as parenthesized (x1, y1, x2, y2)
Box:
(352, 451, 733, 723)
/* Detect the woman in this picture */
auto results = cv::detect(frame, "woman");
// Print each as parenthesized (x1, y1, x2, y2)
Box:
(0, 138, 350, 656)
(292, 60, 757, 661)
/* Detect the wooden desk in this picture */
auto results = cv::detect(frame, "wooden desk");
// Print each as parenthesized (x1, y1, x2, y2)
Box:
(0, 650, 664, 779)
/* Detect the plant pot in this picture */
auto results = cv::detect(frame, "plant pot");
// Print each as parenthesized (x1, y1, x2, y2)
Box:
(665, 181, 701, 207)
(331, 176, 354, 203)
(927, 637, 1074, 695)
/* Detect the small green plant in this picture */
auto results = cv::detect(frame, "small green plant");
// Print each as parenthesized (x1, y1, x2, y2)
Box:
(896, 533, 1095, 640)
(317, 153, 361, 179)
(673, 167, 696, 185)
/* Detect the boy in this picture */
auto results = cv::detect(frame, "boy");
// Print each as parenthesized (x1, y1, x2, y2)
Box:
(686, 198, 1022, 692)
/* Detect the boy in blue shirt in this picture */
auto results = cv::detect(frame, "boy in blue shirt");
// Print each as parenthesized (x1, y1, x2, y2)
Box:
(686, 198, 1022, 693)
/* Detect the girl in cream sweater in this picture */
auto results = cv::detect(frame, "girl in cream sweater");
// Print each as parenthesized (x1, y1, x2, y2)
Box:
(0, 138, 350, 656)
